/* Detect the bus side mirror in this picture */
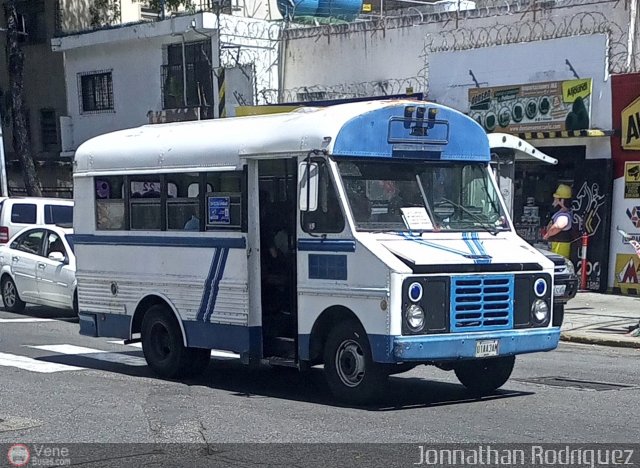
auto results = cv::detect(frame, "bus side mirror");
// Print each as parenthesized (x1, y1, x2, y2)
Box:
(298, 162, 319, 212)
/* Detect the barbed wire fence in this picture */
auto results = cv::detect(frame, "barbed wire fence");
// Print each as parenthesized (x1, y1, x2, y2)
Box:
(271, 0, 638, 103)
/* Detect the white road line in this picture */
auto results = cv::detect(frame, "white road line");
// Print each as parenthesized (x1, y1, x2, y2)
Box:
(29, 344, 104, 354)
(0, 352, 84, 373)
(0, 318, 55, 323)
(108, 340, 240, 359)
(108, 340, 142, 348)
(27, 344, 147, 367)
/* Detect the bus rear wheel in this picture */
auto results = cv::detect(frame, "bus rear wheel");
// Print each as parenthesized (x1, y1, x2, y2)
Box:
(141, 305, 209, 379)
(454, 355, 515, 395)
(323, 321, 386, 405)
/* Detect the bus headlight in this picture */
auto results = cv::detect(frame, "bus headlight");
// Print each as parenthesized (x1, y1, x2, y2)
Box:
(531, 299, 549, 324)
(405, 304, 425, 332)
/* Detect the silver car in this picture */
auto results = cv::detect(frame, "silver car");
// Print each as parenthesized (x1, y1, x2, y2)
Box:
(0, 225, 76, 313)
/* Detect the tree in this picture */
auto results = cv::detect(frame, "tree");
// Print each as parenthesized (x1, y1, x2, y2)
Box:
(4, 0, 42, 196)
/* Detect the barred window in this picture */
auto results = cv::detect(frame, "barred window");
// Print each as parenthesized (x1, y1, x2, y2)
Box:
(79, 71, 114, 113)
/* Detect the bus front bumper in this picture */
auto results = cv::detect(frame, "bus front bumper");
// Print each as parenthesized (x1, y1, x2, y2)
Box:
(373, 328, 560, 363)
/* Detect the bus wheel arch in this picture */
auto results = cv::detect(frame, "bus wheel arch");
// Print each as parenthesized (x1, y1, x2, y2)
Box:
(308, 305, 363, 365)
(131, 294, 187, 347)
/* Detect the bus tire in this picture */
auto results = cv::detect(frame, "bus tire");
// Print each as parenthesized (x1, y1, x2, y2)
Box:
(2, 276, 25, 313)
(454, 355, 515, 395)
(323, 321, 386, 405)
(141, 304, 209, 379)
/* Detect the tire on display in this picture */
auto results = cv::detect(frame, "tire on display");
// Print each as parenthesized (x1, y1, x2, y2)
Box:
(454, 355, 515, 395)
(2, 276, 25, 313)
(141, 304, 210, 379)
(323, 321, 386, 405)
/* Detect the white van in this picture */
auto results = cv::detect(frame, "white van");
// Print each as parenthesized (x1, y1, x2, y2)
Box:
(0, 197, 74, 243)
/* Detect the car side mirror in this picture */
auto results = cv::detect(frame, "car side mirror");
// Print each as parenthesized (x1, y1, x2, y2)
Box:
(48, 251, 66, 263)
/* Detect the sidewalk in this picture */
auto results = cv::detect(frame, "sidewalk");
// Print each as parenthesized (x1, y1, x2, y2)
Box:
(560, 292, 640, 349)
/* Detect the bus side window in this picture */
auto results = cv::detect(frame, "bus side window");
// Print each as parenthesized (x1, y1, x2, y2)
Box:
(95, 176, 125, 230)
(130, 177, 161, 230)
(204, 172, 243, 230)
(166, 173, 200, 231)
(301, 161, 344, 234)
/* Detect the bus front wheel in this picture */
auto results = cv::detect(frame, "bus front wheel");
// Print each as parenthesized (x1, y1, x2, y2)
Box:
(323, 321, 386, 405)
(141, 305, 209, 379)
(454, 355, 515, 395)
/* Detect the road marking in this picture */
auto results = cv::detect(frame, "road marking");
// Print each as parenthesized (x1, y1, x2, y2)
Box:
(0, 318, 55, 323)
(108, 340, 240, 359)
(0, 352, 84, 373)
(27, 344, 147, 367)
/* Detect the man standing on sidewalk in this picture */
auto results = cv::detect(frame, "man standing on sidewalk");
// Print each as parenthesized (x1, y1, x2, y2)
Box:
(543, 184, 574, 259)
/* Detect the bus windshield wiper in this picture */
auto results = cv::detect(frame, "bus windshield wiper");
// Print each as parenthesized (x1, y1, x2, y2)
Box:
(438, 197, 499, 236)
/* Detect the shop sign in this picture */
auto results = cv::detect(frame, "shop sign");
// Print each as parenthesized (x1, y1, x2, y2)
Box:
(624, 161, 640, 198)
(614, 254, 640, 293)
(469, 79, 593, 134)
(622, 96, 640, 150)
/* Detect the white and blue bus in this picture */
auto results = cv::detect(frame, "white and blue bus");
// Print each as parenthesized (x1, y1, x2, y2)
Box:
(73, 100, 558, 403)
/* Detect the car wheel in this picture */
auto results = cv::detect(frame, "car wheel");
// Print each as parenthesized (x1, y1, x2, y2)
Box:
(2, 276, 25, 313)
(323, 321, 386, 405)
(454, 355, 515, 395)
(141, 304, 209, 379)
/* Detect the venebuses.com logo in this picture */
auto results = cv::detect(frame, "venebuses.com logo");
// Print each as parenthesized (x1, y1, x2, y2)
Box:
(7, 444, 30, 467)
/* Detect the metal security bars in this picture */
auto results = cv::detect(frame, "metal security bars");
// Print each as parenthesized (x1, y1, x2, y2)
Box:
(78, 70, 114, 114)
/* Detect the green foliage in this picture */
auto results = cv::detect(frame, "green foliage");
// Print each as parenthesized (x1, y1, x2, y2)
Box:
(142, 0, 193, 11)
(90, 0, 121, 27)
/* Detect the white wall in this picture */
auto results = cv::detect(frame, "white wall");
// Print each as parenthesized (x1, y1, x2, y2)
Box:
(63, 36, 167, 149)
(58, 15, 219, 151)
(429, 34, 612, 160)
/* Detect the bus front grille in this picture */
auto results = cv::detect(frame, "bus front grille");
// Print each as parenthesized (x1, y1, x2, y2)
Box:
(450, 275, 514, 332)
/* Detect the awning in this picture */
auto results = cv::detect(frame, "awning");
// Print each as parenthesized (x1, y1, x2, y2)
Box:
(516, 129, 615, 140)
(488, 133, 558, 165)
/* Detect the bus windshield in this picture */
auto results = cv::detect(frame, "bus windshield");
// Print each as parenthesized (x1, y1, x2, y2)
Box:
(337, 160, 509, 234)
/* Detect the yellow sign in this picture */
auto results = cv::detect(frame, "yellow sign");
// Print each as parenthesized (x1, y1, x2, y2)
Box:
(622, 96, 640, 150)
(614, 254, 640, 294)
(235, 105, 300, 117)
(561, 79, 592, 103)
(362, 3, 372, 11)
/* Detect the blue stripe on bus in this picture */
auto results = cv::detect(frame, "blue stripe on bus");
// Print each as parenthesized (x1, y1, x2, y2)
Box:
(204, 248, 229, 323)
(197, 248, 222, 322)
(73, 234, 246, 249)
(297, 239, 356, 252)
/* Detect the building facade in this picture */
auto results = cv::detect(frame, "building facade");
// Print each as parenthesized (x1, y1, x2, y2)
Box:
(278, 0, 640, 292)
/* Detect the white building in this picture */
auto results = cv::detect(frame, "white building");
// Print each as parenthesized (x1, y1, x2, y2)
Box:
(52, 11, 280, 156)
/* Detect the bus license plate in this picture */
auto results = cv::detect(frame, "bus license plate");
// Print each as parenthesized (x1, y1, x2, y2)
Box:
(475, 340, 499, 357)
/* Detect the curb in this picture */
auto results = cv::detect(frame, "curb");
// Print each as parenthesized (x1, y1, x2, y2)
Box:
(560, 331, 640, 349)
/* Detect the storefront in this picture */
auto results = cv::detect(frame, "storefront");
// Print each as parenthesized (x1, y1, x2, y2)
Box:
(470, 78, 613, 292)
(609, 73, 640, 295)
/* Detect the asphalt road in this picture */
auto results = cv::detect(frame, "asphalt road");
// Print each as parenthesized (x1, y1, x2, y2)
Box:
(1, 305, 639, 448)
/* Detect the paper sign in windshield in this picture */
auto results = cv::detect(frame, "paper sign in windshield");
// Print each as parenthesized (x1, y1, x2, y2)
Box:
(401, 207, 433, 231)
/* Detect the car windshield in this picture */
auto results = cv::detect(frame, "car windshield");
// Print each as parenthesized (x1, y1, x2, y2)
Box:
(337, 160, 509, 233)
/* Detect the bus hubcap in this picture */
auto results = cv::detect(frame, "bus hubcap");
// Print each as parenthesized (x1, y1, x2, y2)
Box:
(336, 339, 366, 387)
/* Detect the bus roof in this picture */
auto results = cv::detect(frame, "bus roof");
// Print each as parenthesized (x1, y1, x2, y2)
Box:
(74, 100, 490, 176)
